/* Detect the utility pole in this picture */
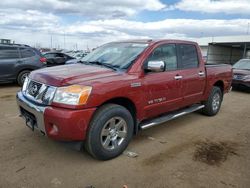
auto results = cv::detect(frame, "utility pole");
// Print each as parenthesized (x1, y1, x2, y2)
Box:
(50, 35, 53, 49)
(247, 22, 250, 35)
(243, 43, 247, 58)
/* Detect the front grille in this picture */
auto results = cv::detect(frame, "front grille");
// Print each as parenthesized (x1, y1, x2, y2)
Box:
(233, 74, 244, 80)
(27, 80, 42, 97)
(23, 79, 56, 105)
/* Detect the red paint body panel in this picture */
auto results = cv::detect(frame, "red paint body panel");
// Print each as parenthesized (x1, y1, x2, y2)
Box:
(28, 39, 233, 141)
(44, 106, 96, 141)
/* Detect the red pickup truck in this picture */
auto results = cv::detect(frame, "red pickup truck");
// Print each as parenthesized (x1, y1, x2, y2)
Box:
(17, 39, 232, 160)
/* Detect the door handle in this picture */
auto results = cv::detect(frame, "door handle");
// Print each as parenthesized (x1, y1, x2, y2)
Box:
(198, 71, 205, 76)
(174, 75, 183, 80)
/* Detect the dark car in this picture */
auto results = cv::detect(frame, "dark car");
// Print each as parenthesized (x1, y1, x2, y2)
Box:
(232, 59, 250, 90)
(65, 52, 89, 64)
(0, 44, 46, 86)
(43, 52, 74, 67)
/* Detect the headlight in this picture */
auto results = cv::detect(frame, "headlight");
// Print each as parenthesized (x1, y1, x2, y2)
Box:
(53, 85, 92, 105)
(244, 75, 250, 80)
(43, 86, 56, 103)
(22, 77, 29, 92)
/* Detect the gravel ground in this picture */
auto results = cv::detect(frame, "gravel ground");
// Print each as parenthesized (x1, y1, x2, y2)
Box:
(0, 85, 249, 188)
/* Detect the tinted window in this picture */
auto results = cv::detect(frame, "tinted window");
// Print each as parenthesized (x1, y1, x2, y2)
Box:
(44, 53, 57, 58)
(55, 53, 65, 58)
(20, 48, 36, 58)
(178, 44, 198, 69)
(0, 47, 19, 59)
(147, 44, 177, 71)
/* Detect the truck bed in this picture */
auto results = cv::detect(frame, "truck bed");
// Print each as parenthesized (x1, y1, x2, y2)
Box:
(205, 63, 230, 67)
(205, 63, 233, 94)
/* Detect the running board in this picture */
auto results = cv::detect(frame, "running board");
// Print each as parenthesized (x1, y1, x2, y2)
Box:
(140, 104, 205, 130)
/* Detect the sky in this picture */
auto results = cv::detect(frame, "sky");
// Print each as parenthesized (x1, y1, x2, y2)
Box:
(1, 0, 250, 50)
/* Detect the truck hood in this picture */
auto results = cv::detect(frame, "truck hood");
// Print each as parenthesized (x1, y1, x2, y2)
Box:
(29, 64, 120, 86)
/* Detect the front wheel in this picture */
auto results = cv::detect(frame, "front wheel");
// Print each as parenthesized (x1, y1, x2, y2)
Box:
(202, 86, 223, 116)
(85, 104, 134, 160)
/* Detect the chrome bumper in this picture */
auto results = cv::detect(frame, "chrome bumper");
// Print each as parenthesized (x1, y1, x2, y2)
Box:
(16, 91, 46, 135)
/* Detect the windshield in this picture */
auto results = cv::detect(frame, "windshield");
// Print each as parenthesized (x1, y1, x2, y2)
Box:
(233, 59, 250, 70)
(81, 42, 148, 69)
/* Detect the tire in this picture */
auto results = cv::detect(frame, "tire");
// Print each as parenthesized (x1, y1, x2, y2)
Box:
(17, 70, 30, 86)
(85, 104, 134, 160)
(202, 86, 223, 116)
(231, 85, 238, 91)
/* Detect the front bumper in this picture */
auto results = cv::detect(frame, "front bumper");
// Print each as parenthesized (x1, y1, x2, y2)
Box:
(16, 91, 96, 141)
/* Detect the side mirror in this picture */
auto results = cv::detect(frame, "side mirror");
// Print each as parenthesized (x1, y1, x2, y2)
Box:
(145, 61, 165, 72)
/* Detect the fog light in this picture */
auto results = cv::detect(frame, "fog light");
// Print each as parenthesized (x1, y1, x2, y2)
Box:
(49, 124, 59, 135)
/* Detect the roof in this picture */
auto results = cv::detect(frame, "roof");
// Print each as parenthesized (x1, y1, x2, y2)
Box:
(0, 43, 31, 48)
(112, 39, 198, 45)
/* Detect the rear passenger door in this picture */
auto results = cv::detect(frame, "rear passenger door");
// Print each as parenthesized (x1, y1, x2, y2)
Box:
(19, 47, 37, 65)
(54, 53, 67, 65)
(0, 47, 20, 80)
(45, 53, 65, 66)
(177, 44, 206, 105)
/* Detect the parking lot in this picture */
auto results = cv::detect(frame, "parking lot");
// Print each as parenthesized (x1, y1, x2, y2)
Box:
(0, 85, 249, 188)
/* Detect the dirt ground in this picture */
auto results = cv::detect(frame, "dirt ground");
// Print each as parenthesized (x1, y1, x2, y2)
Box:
(0, 85, 249, 188)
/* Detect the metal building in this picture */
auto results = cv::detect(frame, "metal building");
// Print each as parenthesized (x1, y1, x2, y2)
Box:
(0, 39, 12, 44)
(196, 35, 250, 65)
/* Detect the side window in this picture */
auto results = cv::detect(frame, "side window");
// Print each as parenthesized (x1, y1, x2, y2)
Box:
(44, 53, 55, 58)
(20, 48, 36, 58)
(146, 44, 177, 71)
(178, 44, 199, 69)
(0, 47, 19, 59)
(55, 53, 65, 58)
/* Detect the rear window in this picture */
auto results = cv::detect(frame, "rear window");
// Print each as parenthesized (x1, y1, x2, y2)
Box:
(0, 46, 19, 59)
(20, 48, 36, 58)
(178, 44, 199, 69)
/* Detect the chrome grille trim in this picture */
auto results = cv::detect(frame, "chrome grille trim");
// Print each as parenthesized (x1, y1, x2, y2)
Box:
(22, 78, 56, 105)
(27, 80, 42, 97)
(233, 74, 244, 80)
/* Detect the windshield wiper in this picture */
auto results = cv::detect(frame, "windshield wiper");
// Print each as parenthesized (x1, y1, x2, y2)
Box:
(87, 61, 119, 71)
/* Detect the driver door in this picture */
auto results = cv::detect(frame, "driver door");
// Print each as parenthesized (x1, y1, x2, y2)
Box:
(143, 44, 183, 118)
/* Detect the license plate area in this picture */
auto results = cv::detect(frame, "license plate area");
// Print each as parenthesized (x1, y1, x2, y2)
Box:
(20, 107, 37, 131)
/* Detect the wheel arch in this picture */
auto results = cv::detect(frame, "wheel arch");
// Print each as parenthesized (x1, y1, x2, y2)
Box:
(15, 68, 34, 79)
(213, 80, 224, 93)
(100, 97, 138, 134)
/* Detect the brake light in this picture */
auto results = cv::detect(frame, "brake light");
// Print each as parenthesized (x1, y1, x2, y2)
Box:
(40, 57, 47, 64)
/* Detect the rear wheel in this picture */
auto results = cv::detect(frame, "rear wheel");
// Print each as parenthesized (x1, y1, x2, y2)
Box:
(85, 104, 134, 160)
(202, 86, 223, 116)
(17, 70, 30, 86)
